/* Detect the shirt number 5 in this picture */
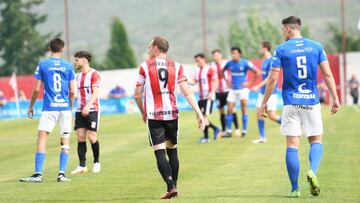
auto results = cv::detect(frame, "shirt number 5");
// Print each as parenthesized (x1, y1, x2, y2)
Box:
(296, 56, 307, 79)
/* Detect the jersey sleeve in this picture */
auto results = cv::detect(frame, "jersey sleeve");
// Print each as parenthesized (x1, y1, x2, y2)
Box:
(91, 71, 101, 87)
(246, 61, 255, 70)
(136, 66, 146, 86)
(177, 65, 187, 84)
(223, 61, 230, 70)
(34, 63, 42, 81)
(271, 48, 282, 68)
(318, 46, 328, 64)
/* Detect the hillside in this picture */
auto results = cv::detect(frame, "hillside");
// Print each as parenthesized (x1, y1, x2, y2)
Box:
(33, 0, 360, 64)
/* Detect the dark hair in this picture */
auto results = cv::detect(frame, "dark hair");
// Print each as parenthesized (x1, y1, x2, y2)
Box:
(74, 51, 92, 63)
(261, 41, 271, 51)
(152, 36, 169, 53)
(282, 16, 301, 27)
(194, 53, 206, 59)
(231, 47, 242, 54)
(211, 49, 221, 54)
(49, 38, 65, 52)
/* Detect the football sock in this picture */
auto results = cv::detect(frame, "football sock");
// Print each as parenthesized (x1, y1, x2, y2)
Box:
(166, 148, 179, 187)
(233, 113, 239, 129)
(154, 149, 175, 191)
(78, 142, 87, 167)
(225, 114, 233, 132)
(59, 151, 69, 173)
(276, 117, 282, 125)
(91, 140, 100, 163)
(309, 142, 323, 174)
(204, 126, 209, 139)
(286, 147, 300, 192)
(220, 114, 226, 131)
(242, 114, 248, 131)
(257, 119, 265, 139)
(34, 152, 45, 174)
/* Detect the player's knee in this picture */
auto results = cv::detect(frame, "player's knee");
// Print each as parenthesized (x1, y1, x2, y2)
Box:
(165, 141, 177, 149)
(153, 143, 166, 151)
(308, 135, 322, 144)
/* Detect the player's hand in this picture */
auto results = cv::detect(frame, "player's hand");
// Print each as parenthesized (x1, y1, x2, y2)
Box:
(82, 105, 90, 117)
(260, 103, 268, 118)
(208, 92, 215, 100)
(197, 115, 206, 131)
(331, 99, 340, 115)
(27, 107, 34, 119)
(242, 82, 249, 88)
(251, 85, 260, 92)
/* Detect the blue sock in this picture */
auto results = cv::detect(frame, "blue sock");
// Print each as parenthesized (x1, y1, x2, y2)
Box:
(35, 152, 45, 174)
(59, 152, 69, 173)
(242, 114, 248, 131)
(276, 117, 282, 125)
(257, 119, 265, 139)
(309, 143, 323, 174)
(225, 114, 233, 131)
(286, 148, 300, 192)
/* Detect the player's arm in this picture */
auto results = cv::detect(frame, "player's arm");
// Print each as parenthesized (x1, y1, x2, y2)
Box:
(134, 84, 146, 123)
(252, 76, 268, 92)
(28, 79, 41, 119)
(260, 68, 280, 117)
(69, 80, 76, 110)
(179, 81, 205, 131)
(208, 75, 218, 100)
(319, 60, 340, 114)
(245, 65, 261, 87)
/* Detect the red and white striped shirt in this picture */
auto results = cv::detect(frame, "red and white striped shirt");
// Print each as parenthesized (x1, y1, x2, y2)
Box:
(136, 58, 187, 121)
(76, 68, 101, 112)
(211, 60, 231, 93)
(194, 65, 217, 100)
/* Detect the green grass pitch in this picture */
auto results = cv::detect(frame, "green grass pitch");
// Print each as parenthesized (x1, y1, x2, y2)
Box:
(0, 107, 359, 202)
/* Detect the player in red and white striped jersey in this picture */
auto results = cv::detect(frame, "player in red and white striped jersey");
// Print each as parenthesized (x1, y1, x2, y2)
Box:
(71, 51, 101, 175)
(188, 53, 220, 143)
(135, 37, 205, 199)
(211, 49, 240, 136)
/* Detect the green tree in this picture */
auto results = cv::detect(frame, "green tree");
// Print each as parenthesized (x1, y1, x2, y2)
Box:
(223, 12, 311, 59)
(325, 23, 360, 53)
(104, 17, 136, 69)
(0, 0, 51, 76)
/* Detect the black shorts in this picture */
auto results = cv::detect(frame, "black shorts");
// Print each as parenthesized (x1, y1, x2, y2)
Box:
(148, 119, 178, 146)
(74, 112, 99, 132)
(198, 99, 214, 115)
(216, 92, 228, 108)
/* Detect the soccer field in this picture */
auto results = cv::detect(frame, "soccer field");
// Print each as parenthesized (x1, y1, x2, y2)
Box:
(0, 107, 359, 203)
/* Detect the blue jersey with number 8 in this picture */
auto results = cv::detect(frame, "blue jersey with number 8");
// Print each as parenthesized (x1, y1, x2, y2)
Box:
(271, 38, 328, 105)
(34, 57, 75, 111)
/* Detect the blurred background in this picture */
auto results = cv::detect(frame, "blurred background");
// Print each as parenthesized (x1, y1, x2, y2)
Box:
(0, 0, 359, 119)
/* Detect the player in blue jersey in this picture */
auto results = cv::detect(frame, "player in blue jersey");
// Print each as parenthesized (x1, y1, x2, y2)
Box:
(260, 16, 340, 197)
(222, 47, 260, 137)
(19, 38, 76, 183)
(251, 42, 282, 144)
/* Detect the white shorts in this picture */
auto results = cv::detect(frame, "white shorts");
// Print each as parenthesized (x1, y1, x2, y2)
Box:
(281, 104, 323, 137)
(38, 111, 72, 138)
(227, 88, 249, 103)
(256, 93, 278, 111)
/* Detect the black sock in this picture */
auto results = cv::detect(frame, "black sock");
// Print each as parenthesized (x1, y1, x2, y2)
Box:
(233, 113, 239, 129)
(91, 140, 100, 163)
(220, 114, 226, 131)
(204, 126, 209, 139)
(166, 148, 179, 187)
(154, 149, 175, 191)
(208, 122, 217, 131)
(77, 142, 87, 167)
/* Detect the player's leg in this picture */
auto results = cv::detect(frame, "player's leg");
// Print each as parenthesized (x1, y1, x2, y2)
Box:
(148, 120, 177, 199)
(57, 110, 72, 182)
(205, 100, 220, 140)
(86, 112, 101, 173)
(225, 90, 236, 137)
(72, 112, 88, 174)
(19, 111, 56, 182)
(164, 119, 179, 189)
(303, 104, 323, 196)
(267, 94, 282, 124)
(253, 94, 266, 143)
(240, 99, 248, 137)
(216, 93, 226, 134)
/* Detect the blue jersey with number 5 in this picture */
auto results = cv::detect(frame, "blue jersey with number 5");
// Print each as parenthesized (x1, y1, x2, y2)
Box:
(34, 57, 75, 111)
(271, 38, 328, 105)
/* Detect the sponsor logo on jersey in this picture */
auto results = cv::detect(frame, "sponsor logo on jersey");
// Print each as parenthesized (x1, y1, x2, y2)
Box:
(293, 83, 315, 99)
